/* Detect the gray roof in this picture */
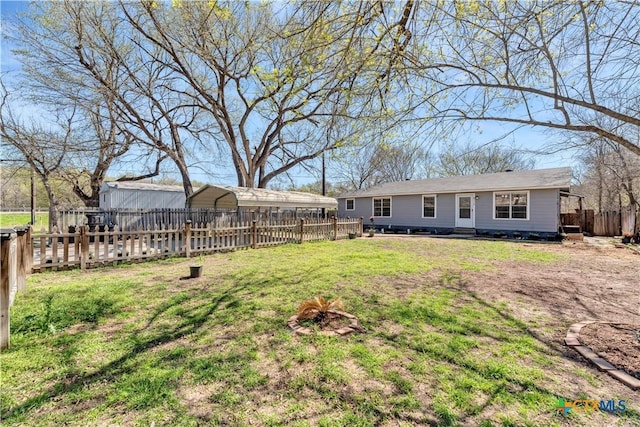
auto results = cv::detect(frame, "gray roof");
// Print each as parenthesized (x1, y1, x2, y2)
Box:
(339, 167, 572, 198)
(101, 181, 186, 193)
(188, 184, 338, 209)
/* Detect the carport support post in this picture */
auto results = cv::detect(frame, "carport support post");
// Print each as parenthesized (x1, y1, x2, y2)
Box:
(332, 216, 338, 240)
(185, 220, 192, 258)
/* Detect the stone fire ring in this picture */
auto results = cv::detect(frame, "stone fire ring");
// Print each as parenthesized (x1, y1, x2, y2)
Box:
(287, 310, 364, 337)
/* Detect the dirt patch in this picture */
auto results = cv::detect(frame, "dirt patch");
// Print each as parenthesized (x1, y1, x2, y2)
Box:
(458, 243, 637, 322)
(464, 243, 640, 388)
(579, 323, 640, 380)
(379, 235, 640, 391)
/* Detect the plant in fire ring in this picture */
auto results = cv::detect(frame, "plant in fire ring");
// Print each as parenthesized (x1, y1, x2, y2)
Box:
(297, 296, 344, 326)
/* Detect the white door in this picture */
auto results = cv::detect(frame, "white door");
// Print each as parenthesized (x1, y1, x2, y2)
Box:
(455, 194, 475, 228)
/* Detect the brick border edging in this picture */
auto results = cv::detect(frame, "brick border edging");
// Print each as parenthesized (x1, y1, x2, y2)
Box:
(287, 310, 365, 337)
(565, 321, 640, 390)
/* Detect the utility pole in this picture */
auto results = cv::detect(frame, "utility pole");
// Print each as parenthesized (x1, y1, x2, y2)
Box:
(321, 151, 326, 218)
(30, 168, 36, 225)
(322, 151, 326, 197)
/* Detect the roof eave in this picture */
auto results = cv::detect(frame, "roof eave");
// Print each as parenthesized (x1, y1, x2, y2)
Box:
(339, 185, 570, 198)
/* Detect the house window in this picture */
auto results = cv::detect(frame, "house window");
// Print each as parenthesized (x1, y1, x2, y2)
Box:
(373, 197, 391, 217)
(494, 192, 528, 220)
(346, 199, 355, 211)
(422, 195, 436, 218)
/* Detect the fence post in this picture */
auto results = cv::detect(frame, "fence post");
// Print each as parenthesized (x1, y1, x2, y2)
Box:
(15, 227, 27, 293)
(185, 220, 192, 258)
(252, 220, 257, 249)
(299, 219, 305, 244)
(1, 230, 17, 351)
(359, 217, 364, 237)
(80, 225, 89, 270)
(25, 226, 32, 273)
(332, 216, 338, 241)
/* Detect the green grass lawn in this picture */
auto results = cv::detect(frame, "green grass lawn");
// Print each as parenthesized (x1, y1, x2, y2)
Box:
(0, 212, 49, 230)
(1, 238, 636, 426)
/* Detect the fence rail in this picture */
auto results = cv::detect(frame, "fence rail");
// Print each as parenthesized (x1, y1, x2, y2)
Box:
(31, 217, 363, 272)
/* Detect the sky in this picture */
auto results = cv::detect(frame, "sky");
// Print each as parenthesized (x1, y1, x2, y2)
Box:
(0, 0, 581, 189)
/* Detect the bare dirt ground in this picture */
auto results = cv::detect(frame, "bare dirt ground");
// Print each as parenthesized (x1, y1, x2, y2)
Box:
(580, 323, 640, 380)
(383, 235, 640, 398)
(459, 238, 640, 326)
(460, 238, 640, 384)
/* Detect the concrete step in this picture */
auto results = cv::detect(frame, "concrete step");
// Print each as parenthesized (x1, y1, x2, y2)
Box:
(453, 227, 476, 234)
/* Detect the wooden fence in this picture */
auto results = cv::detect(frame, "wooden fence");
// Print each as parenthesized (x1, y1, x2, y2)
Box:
(57, 208, 338, 233)
(57, 208, 229, 232)
(31, 217, 363, 272)
(593, 206, 638, 237)
(1, 218, 361, 348)
(1, 227, 31, 350)
(560, 210, 594, 234)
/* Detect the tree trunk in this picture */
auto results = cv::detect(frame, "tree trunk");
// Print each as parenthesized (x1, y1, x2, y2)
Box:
(174, 158, 193, 197)
(41, 179, 59, 233)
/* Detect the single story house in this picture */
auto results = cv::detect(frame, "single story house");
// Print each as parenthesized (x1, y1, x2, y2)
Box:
(99, 181, 188, 210)
(187, 184, 338, 221)
(337, 167, 573, 238)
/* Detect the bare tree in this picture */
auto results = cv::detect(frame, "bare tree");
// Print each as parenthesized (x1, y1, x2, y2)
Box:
(332, 140, 425, 190)
(9, 1, 198, 196)
(117, 1, 410, 188)
(427, 141, 535, 177)
(0, 87, 72, 230)
(58, 96, 168, 207)
(578, 139, 640, 212)
(394, 1, 640, 157)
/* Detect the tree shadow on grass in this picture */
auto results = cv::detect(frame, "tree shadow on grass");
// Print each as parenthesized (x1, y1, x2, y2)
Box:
(3, 282, 248, 422)
(428, 276, 640, 425)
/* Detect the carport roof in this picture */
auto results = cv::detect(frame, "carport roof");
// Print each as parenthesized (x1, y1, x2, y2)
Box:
(187, 185, 338, 209)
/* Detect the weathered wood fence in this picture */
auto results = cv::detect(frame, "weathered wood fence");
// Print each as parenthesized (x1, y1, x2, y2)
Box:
(1, 227, 31, 350)
(593, 206, 638, 237)
(58, 208, 229, 232)
(560, 210, 595, 234)
(1, 218, 361, 348)
(31, 217, 363, 272)
(57, 208, 337, 232)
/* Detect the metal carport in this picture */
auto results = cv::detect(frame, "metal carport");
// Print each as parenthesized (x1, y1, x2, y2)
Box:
(187, 185, 337, 221)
